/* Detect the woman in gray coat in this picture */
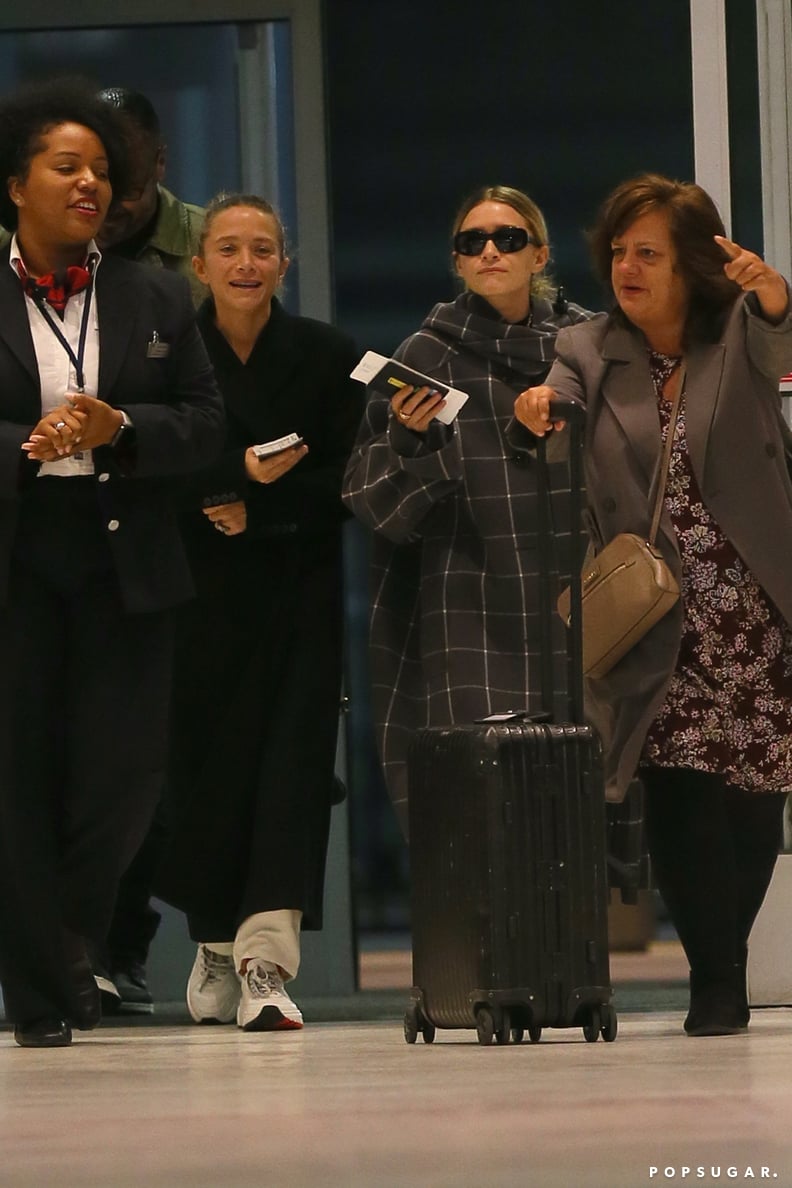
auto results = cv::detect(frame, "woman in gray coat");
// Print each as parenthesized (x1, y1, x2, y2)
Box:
(515, 173, 792, 1038)
(343, 185, 593, 835)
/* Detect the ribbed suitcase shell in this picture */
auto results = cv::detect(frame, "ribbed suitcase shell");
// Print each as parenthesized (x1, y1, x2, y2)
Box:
(407, 718, 613, 1039)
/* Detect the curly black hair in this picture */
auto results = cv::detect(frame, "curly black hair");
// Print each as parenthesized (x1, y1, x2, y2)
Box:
(0, 76, 131, 231)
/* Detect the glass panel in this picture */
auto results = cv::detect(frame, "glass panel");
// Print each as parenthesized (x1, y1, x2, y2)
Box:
(325, 0, 696, 942)
(0, 22, 298, 308)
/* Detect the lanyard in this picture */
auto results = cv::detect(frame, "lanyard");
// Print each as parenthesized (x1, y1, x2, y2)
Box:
(29, 273, 95, 393)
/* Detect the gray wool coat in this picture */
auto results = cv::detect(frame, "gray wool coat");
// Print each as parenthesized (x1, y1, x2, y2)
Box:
(342, 290, 594, 833)
(539, 297, 792, 802)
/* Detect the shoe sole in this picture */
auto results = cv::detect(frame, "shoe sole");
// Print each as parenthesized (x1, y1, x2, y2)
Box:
(116, 1001, 155, 1016)
(14, 1031, 72, 1048)
(186, 996, 239, 1025)
(240, 1005, 303, 1032)
(684, 1019, 749, 1036)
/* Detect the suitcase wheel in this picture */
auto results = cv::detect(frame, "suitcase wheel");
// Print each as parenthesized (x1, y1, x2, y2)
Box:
(495, 1008, 512, 1045)
(600, 1004, 618, 1043)
(582, 1006, 601, 1042)
(582, 1003, 618, 1043)
(475, 1006, 495, 1045)
(404, 1003, 436, 1045)
(476, 1005, 515, 1045)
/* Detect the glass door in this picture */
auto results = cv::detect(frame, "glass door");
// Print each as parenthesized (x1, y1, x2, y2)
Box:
(0, 2, 356, 1001)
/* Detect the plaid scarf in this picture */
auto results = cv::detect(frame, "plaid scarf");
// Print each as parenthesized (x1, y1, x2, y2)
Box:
(421, 290, 588, 382)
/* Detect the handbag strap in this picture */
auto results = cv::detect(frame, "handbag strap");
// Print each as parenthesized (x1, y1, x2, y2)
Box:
(648, 363, 685, 546)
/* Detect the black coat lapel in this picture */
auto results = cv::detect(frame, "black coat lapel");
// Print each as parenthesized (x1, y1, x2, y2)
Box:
(197, 297, 299, 425)
(0, 254, 39, 385)
(244, 299, 298, 394)
(95, 256, 137, 398)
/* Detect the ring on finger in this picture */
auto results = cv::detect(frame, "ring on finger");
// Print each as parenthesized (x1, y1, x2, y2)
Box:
(214, 522, 228, 534)
(55, 421, 67, 430)
(398, 410, 411, 422)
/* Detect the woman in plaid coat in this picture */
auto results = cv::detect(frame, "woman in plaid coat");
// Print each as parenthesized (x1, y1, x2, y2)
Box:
(343, 186, 593, 834)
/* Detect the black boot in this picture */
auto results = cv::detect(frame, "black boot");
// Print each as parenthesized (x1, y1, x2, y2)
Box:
(684, 966, 748, 1037)
(734, 947, 750, 1027)
(14, 1018, 72, 1048)
(62, 929, 102, 1031)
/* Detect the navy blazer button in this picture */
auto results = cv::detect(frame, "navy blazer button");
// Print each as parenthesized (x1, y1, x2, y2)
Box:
(766, 443, 777, 458)
(107, 519, 120, 532)
(98, 472, 110, 483)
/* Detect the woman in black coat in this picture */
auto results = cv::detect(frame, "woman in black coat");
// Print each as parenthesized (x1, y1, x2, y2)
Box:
(0, 79, 224, 1048)
(155, 193, 362, 1031)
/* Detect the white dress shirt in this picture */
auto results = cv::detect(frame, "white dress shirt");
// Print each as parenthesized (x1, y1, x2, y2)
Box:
(9, 234, 102, 477)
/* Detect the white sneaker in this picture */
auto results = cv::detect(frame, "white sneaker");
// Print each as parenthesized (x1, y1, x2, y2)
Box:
(186, 945, 241, 1024)
(237, 960, 304, 1031)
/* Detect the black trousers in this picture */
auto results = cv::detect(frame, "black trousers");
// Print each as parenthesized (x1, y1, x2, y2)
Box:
(642, 765, 787, 980)
(105, 821, 165, 967)
(0, 480, 172, 1024)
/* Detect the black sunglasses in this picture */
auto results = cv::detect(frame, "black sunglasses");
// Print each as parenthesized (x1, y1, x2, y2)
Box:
(453, 226, 538, 256)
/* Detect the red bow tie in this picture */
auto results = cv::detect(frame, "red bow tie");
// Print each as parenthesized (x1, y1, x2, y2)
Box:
(15, 261, 93, 316)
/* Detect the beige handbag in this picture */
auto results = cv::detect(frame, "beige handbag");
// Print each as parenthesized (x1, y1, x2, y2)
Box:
(556, 370, 683, 680)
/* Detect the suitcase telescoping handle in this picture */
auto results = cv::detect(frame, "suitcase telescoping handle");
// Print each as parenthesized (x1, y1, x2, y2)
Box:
(536, 397, 586, 726)
(547, 396, 584, 422)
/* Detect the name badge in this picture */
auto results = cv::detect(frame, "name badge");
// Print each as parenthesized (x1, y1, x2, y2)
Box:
(146, 330, 170, 359)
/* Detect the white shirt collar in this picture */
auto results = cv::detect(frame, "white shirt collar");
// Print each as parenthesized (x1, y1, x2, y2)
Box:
(9, 232, 102, 280)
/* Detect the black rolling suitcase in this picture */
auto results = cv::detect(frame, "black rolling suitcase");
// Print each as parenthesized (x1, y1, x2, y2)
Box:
(404, 400, 616, 1046)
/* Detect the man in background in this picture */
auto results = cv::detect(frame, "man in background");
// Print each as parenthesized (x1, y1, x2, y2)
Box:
(96, 88, 207, 1015)
(98, 87, 206, 308)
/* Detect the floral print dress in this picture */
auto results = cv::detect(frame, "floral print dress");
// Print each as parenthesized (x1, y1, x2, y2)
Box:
(642, 351, 792, 792)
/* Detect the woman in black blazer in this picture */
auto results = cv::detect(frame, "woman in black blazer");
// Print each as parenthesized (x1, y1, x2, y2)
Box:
(154, 193, 362, 1032)
(0, 78, 224, 1047)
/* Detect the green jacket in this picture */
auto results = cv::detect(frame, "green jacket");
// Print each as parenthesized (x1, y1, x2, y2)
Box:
(132, 186, 206, 309)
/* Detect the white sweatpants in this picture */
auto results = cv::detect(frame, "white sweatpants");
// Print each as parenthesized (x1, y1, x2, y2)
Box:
(204, 909, 303, 981)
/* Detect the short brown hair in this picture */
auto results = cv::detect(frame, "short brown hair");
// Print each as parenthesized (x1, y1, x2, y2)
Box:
(198, 192, 287, 257)
(451, 184, 555, 299)
(588, 173, 740, 338)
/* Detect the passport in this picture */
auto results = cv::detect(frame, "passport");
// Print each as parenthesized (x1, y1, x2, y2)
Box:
(350, 351, 469, 424)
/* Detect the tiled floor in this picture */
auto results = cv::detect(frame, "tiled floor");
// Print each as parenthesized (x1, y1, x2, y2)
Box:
(2, 938, 791, 1188)
(2, 1010, 791, 1188)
